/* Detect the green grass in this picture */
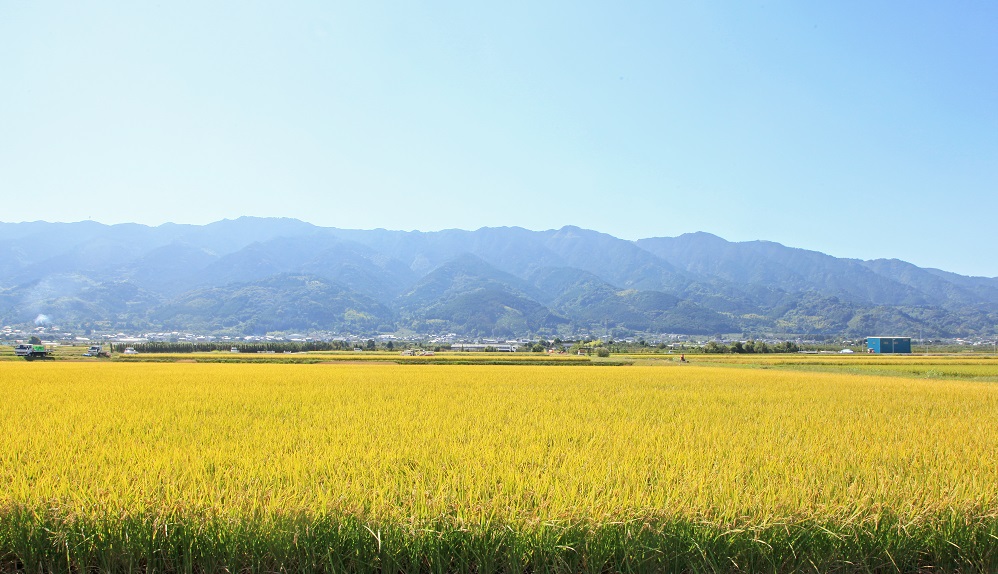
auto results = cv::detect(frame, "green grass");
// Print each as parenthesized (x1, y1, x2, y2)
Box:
(627, 353, 998, 382)
(4, 509, 996, 573)
(775, 363, 998, 383)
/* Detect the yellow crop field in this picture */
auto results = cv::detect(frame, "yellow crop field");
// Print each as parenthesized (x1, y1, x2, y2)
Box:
(108, 350, 594, 365)
(2, 361, 997, 572)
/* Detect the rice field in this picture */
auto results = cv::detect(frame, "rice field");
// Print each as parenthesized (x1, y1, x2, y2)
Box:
(111, 351, 597, 365)
(632, 353, 998, 383)
(2, 359, 997, 572)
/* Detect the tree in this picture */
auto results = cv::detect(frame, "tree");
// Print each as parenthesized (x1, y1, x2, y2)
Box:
(704, 341, 726, 354)
(596, 347, 611, 358)
(365, 339, 376, 351)
(531, 343, 545, 353)
(29, 336, 42, 345)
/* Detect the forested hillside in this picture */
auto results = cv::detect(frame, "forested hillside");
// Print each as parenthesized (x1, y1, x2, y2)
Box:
(2, 218, 995, 337)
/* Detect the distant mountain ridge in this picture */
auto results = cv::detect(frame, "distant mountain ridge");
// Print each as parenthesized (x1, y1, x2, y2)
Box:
(1, 217, 995, 338)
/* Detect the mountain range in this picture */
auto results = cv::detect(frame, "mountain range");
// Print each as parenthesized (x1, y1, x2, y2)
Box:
(2, 218, 996, 338)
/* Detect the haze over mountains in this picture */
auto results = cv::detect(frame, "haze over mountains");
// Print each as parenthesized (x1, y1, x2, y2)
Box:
(2, 218, 996, 338)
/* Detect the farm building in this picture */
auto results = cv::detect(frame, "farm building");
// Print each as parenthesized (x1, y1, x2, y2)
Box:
(867, 336, 911, 354)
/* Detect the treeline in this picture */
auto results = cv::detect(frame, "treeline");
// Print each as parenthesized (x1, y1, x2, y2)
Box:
(703, 340, 800, 354)
(111, 341, 356, 354)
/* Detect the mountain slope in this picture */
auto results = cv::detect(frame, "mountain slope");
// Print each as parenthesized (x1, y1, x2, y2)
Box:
(396, 255, 568, 336)
(151, 274, 394, 334)
(636, 233, 933, 306)
(530, 267, 737, 334)
(2, 218, 995, 337)
(861, 259, 998, 310)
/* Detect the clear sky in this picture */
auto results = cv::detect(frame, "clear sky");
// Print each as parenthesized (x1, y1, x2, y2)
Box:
(2, 2, 996, 276)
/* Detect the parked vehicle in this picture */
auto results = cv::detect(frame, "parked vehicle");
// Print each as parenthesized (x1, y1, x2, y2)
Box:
(14, 344, 49, 360)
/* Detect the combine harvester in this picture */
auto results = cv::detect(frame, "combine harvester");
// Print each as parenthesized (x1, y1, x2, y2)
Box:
(14, 343, 51, 360)
(83, 344, 109, 358)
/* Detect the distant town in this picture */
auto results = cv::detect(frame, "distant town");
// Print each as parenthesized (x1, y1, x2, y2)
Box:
(4, 323, 996, 354)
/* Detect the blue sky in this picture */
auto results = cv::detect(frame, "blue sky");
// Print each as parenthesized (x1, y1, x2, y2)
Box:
(2, 2, 996, 276)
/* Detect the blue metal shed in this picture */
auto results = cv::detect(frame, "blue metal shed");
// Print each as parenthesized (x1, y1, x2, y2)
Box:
(867, 337, 912, 354)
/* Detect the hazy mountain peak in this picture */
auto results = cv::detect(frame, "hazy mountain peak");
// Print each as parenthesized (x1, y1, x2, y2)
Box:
(2, 218, 996, 337)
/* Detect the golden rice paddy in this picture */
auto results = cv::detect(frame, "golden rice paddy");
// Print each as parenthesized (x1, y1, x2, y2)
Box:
(2, 358, 997, 572)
